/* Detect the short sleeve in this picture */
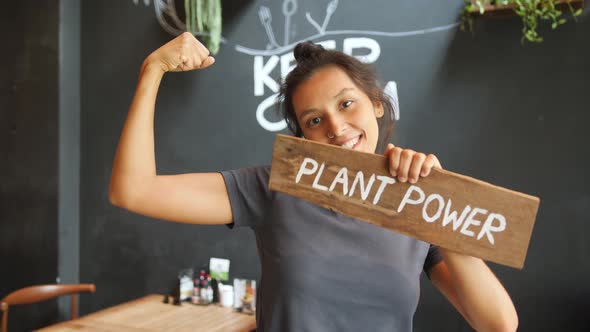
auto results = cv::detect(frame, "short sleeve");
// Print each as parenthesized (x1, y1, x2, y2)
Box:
(220, 166, 272, 229)
(423, 244, 443, 279)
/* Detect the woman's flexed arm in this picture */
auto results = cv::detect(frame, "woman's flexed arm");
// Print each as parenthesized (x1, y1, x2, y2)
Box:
(109, 33, 232, 225)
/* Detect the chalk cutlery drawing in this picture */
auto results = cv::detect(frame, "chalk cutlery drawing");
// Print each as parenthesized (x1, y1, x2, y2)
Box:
(155, 0, 185, 34)
(259, 6, 281, 49)
(132, 0, 457, 58)
(133, 0, 228, 42)
(323, 0, 338, 32)
(306, 0, 338, 34)
(283, 0, 298, 46)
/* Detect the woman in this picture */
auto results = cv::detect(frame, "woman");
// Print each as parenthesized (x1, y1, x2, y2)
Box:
(109, 32, 518, 332)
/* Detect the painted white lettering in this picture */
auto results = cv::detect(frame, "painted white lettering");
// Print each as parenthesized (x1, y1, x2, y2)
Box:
(422, 194, 444, 223)
(280, 52, 296, 80)
(442, 200, 472, 231)
(329, 167, 349, 195)
(254, 55, 279, 96)
(372, 175, 396, 205)
(460, 207, 487, 237)
(312, 162, 328, 191)
(477, 213, 507, 245)
(397, 185, 425, 213)
(343, 37, 381, 64)
(349, 171, 376, 201)
(295, 158, 319, 184)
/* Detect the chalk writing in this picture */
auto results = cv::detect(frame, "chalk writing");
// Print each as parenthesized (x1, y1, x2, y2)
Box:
(132, 0, 458, 132)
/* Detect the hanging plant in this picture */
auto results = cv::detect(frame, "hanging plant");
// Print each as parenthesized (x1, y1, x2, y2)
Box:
(461, 0, 584, 43)
(185, 0, 222, 54)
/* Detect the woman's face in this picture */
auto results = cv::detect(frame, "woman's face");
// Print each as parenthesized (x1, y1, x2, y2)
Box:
(292, 65, 383, 154)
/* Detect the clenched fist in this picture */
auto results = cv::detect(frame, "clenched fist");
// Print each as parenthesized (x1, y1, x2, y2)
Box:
(145, 32, 215, 73)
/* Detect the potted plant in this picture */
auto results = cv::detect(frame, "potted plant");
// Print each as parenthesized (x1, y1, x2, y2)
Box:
(461, 0, 585, 43)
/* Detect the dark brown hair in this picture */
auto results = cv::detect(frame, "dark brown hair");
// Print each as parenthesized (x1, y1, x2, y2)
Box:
(278, 41, 395, 153)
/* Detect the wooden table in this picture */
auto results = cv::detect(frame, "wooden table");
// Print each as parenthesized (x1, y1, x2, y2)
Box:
(35, 294, 256, 332)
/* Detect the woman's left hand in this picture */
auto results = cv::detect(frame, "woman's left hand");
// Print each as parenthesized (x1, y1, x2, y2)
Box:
(384, 143, 442, 184)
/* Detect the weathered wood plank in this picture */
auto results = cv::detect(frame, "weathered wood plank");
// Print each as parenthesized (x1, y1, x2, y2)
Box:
(269, 134, 539, 269)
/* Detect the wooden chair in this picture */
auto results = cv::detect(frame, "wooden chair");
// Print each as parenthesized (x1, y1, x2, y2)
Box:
(1, 284, 96, 332)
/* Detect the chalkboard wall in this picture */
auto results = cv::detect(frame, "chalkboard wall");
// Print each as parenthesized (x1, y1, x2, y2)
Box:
(80, 1, 590, 331)
(0, 1, 60, 331)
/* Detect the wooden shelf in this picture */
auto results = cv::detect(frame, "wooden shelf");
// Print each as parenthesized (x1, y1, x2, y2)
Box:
(469, 0, 584, 17)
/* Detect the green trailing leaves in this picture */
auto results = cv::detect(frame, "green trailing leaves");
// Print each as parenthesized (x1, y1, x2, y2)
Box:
(185, 0, 222, 54)
(461, 0, 585, 43)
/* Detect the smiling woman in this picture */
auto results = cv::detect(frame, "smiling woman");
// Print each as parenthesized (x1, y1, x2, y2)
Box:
(109, 33, 518, 332)
(291, 66, 383, 153)
(279, 42, 394, 155)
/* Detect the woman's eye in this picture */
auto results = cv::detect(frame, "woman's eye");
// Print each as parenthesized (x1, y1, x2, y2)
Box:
(308, 117, 321, 127)
(342, 100, 353, 108)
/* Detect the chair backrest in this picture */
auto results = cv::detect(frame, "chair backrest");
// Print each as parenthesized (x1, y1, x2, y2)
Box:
(0, 284, 96, 332)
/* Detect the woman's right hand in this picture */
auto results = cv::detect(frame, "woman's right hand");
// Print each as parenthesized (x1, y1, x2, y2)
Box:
(145, 32, 215, 73)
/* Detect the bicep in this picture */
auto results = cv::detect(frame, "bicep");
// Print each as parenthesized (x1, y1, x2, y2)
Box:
(123, 172, 233, 225)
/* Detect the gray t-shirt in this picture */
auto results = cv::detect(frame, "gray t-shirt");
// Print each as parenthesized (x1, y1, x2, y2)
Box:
(222, 166, 442, 332)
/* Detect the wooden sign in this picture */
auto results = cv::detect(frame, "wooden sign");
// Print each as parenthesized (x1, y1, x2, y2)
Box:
(269, 134, 539, 269)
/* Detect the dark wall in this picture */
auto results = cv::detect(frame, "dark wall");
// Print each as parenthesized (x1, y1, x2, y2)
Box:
(411, 11, 590, 332)
(80, 1, 590, 331)
(0, 1, 60, 331)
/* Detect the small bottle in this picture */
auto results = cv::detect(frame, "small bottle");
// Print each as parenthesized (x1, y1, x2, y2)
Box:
(192, 270, 206, 304)
(192, 280, 200, 304)
(200, 273, 210, 304)
(210, 278, 219, 303)
(206, 274, 214, 303)
(199, 269, 206, 285)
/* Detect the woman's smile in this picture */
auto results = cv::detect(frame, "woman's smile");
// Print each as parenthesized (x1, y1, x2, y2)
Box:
(333, 133, 363, 150)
